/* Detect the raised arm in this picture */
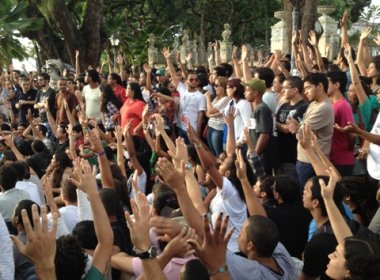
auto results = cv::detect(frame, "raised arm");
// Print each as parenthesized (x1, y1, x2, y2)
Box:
(75, 50, 80, 80)
(124, 123, 144, 176)
(232, 46, 243, 79)
(340, 10, 349, 48)
(335, 121, 380, 146)
(357, 27, 372, 75)
(70, 159, 114, 274)
(241, 45, 252, 82)
(224, 108, 236, 157)
(214, 41, 222, 66)
(309, 31, 325, 72)
(162, 48, 179, 88)
(143, 64, 153, 93)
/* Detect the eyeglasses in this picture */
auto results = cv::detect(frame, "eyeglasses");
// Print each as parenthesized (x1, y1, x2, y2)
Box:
(282, 86, 294, 90)
(188, 78, 198, 82)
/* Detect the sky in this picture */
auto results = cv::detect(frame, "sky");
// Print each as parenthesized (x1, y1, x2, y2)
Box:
(373, 0, 380, 5)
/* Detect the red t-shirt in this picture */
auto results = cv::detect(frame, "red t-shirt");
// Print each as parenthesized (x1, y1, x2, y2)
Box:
(330, 98, 355, 165)
(120, 98, 145, 137)
(114, 85, 127, 104)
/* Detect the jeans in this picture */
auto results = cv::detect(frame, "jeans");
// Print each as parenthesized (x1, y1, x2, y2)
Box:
(334, 164, 354, 177)
(207, 126, 224, 156)
(296, 161, 315, 190)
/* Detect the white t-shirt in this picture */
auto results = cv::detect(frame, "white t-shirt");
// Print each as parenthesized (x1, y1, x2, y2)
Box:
(224, 99, 252, 141)
(210, 177, 247, 252)
(368, 113, 380, 179)
(59, 205, 79, 233)
(176, 82, 206, 131)
(263, 91, 278, 114)
(83, 85, 102, 120)
(15, 181, 42, 205)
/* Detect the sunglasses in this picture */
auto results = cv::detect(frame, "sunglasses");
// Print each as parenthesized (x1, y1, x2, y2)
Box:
(188, 78, 198, 82)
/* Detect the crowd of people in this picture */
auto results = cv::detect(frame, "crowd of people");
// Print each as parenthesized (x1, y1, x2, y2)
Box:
(1, 10, 380, 280)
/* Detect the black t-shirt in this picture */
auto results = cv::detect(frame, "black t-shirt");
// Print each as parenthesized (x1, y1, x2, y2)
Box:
(35, 87, 56, 122)
(276, 100, 308, 164)
(266, 202, 312, 259)
(18, 89, 38, 122)
(27, 151, 52, 178)
(249, 103, 278, 172)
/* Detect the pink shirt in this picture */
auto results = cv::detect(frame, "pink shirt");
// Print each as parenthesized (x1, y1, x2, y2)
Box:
(120, 98, 145, 137)
(132, 255, 196, 280)
(330, 98, 355, 165)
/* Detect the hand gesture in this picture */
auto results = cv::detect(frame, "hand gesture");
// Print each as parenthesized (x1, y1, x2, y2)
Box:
(185, 52, 193, 63)
(334, 122, 361, 135)
(87, 128, 104, 153)
(69, 158, 98, 195)
(186, 122, 198, 143)
(207, 53, 213, 63)
(373, 32, 380, 46)
(308, 30, 318, 46)
(115, 125, 123, 142)
(10, 205, 57, 267)
(286, 118, 299, 134)
(187, 213, 233, 272)
(161, 47, 172, 60)
(235, 149, 247, 180)
(320, 167, 340, 201)
(26, 109, 33, 124)
(116, 55, 124, 66)
(125, 192, 151, 251)
(155, 157, 186, 191)
(360, 26, 372, 41)
(241, 45, 248, 61)
(274, 49, 283, 61)
(169, 137, 189, 164)
(204, 91, 212, 100)
(153, 114, 164, 133)
(150, 216, 183, 242)
(232, 46, 238, 60)
(143, 63, 152, 73)
(163, 226, 196, 258)
(75, 50, 79, 58)
(341, 10, 349, 28)
(224, 107, 235, 127)
(296, 123, 312, 149)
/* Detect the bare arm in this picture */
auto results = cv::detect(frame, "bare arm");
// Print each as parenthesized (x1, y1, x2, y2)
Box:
(241, 45, 252, 82)
(162, 48, 179, 88)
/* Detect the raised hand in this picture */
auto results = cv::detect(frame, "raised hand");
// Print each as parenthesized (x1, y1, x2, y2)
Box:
(155, 157, 186, 191)
(116, 55, 124, 65)
(168, 137, 189, 164)
(143, 63, 152, 73)
(360, 26, 372, 41)
(334, 122, 361, 135)
(115, 125, 123, 142)
(150, 216, 183, 242)
(232, 46, 238, 60)
(373, 32, 380, 46)
(224, 107, 236, 127)
(69, 158, 98, 195)
(125, 192, 151, 251)
(163, 227, 196, 258)
(341, 10, 349, 28)
(241, 45, 248, 61)
(320, 167, 340, 201)
(187, 213, 233, 273)
(308, 30, 318, 46)
(343, 43, 353, 61)
(161, 47, 172, 60)
(235, 148, 248, 180)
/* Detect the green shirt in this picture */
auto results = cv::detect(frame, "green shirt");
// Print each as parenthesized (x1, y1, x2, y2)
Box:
(83, 266, 104, 280)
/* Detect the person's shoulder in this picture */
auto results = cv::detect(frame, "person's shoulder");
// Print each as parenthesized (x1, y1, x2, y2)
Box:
(83, 266, 104, 280)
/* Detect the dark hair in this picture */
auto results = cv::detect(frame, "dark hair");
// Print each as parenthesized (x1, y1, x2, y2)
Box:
(255, 67, 275, 88)
(339, 176, 378, 227)
(55, 235, 87, 280)
(281, 60, 291, 72)
(339, 47, 356, 67)
(0, 123, 11, 131)
(304, 72, 329, 93)
(213, 66, 227, 77)
(0, 165, 18, 191)
(273, 175, 300, 203)
(308, 176, 344, 217)
(86, 69, 100, 84)
(72, 221, 98, 250)
(197, 72, 209, 88)
(128, 82, 145, 102)
(275, 74, 286, 85)
(227, 78, 245, 100)
(101, 84, 123, 113)
(370, 56, 380, 86)
(344, 237, 380, 279)
(54, 150, 73, 169)
(153, 191, 179, 216)
(39, 73, 50, 81)
(99, 188, 123, 217)
(259, 176, 276, 200)
(286, 76, 304, 93)
(61, 180, 78, 203)
(327, 70, 348, 93)
(109, 72, 122, 85)
(182, 259, 209, 280)
(16, 140, 33, 156)
(13, 199, 41, 228)
(157, 87, 171, 97)
(9, 161, 26, 181)
(31, 139, 49, 154)
(220, 63, 233, 78)
(110, 163, 132, 213)
(38, 124, 47, 136)
(246, 215, 279, 257)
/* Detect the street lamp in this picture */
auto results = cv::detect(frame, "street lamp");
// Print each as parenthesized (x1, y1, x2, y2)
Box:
(109, 33, 120, 69)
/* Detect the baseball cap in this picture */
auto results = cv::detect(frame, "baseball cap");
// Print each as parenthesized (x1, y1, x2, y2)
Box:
(155, 68, 166, 76)
(241, 78, 266, 95)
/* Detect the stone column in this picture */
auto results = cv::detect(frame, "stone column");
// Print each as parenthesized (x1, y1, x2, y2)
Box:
(317, 5, 339, 60)
(180, 30, 192, 65)
(270, 11, 289, 55)
(147, 33, 158, 66)
(220, 23, 232, 63)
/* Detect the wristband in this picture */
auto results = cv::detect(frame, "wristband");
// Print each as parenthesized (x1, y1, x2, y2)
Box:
(97, 150, 105, 157)
(209, 265, 228, 276)
(194, 143, 202, 149)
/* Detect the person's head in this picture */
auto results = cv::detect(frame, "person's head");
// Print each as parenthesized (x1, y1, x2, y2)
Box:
(186, 71, 199, 91)
(126, 82, 145, 102)
(72, 221, 98, 250)
(272, 175, 300, 204)
(107, 72, 122, 87)
(99, 188, 123, 218)
(303, 176, 343, 217)
(37, 73, 50, 88)
(21, 78, 31, 93)
(282, 76, 303, 101)
(238, 215, 279, 258)
(152, 189, 179, 217)
(101, 84, 123, 112)
(210, 66, 227, 84)
(55, 235, 87, 280)
(220, 63, 233, 78)
(156, 87, 171, 104)
(53, 150, 73, 170)
(326, 71, 347, 96)
(254, 67, 275, 89)
(226, 78, 245, 100)
(253, 175, 276, 201)
(180, 259, 209, 280)
(155, 68, 167, 84)
(303, 72, 329, 102)
(273, 74, 286, 94)
(58, 78, 67, 93)
(243, 78, 266, 102)
(31, 139, 49, 154)
(85, 69, 100, 84)
(56, 125, 68, 141)
(326, 237, 380, 280)
(0, 164, 18, 191)
(60, 180, 77, 204)
(12, 200, 41, 231)
(214, 76, 228, 97)
(16, 140, 33, 156)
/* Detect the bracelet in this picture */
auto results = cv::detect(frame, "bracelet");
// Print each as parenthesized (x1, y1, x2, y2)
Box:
(97, 150, 105, 157)
(209, 265, 228, 276)
(194, 143, 202, 149)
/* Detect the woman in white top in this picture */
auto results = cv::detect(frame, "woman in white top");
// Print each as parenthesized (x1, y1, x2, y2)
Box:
(206, 77, 230, 156)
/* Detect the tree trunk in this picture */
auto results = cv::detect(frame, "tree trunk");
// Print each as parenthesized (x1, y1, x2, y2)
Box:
(300, 0, 317, 45)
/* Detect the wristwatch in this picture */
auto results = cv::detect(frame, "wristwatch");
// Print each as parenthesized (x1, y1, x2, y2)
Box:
(134, 246, 157, 259)
(185, 162, 193, 170)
